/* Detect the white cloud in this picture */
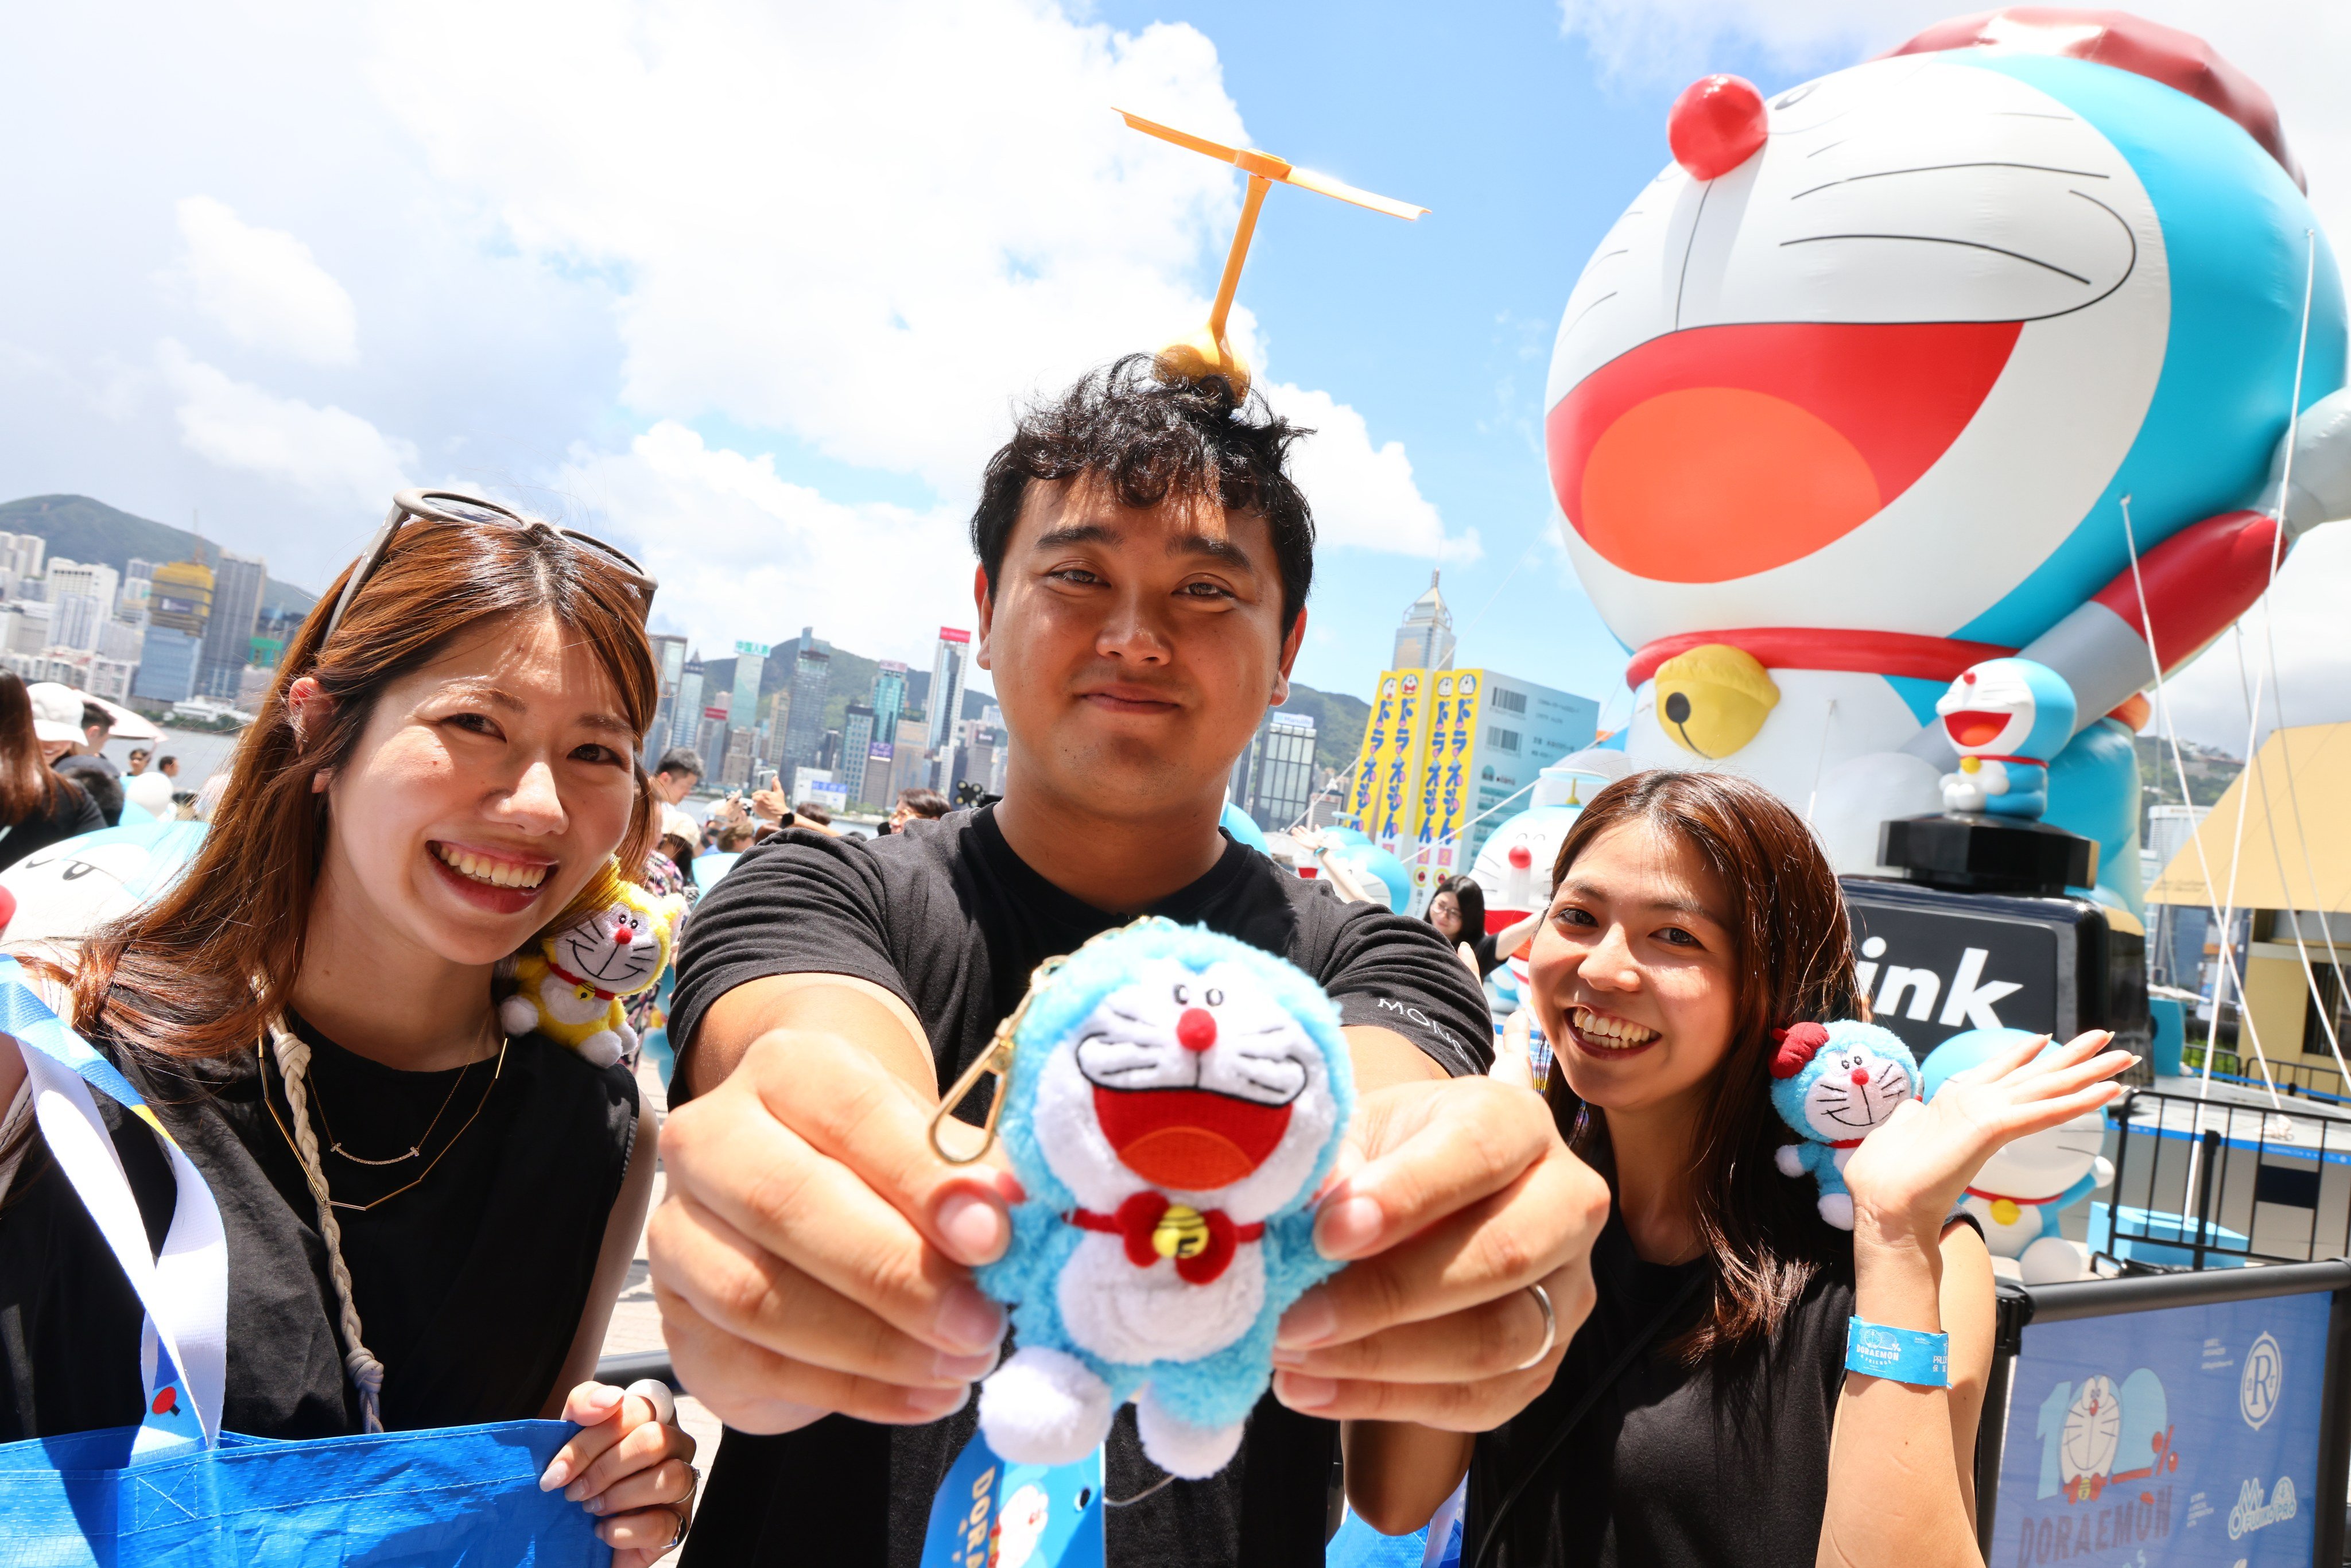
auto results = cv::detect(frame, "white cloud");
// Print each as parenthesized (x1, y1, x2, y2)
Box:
(172, 195, 359, 365)
(355, 0, 1453, 566)
(1266, 382, 1480, 562)
(157, 340, 416, 511)
(556, 421, 977, 663)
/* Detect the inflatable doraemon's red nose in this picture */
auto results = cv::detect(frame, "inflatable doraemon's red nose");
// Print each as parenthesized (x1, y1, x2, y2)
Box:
(1668, 74, 1767, 180)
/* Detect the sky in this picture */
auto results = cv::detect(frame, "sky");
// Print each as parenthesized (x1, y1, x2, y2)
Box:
(2, 0, 2346, 751)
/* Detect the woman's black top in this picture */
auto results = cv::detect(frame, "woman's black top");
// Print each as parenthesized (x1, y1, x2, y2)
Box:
(0, 1011, 638, 1441)
(1467, 1211, 1855, 1567)
(1470, 930, 1502, 979)
(0, 776, 104, 870)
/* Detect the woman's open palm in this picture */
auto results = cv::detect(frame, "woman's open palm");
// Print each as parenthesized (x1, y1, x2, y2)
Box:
(1840, 1029, 2134, 1240)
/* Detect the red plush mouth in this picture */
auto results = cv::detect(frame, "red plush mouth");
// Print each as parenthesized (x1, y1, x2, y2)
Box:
(1943, 709, 2014, 748)
(1092, 1086, 1293, 1190)
(1545, 320, 2022, 583)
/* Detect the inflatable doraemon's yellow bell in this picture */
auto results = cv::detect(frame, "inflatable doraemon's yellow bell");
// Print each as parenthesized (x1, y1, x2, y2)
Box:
(1654, 644, 1779, 759)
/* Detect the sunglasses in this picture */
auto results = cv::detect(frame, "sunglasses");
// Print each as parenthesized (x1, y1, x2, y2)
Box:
(323, 488, 658, 644)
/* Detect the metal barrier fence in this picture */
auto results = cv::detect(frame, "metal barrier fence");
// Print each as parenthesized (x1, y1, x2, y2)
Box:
(2102, 1088, 2351, 1270)
(2181, 1045, 2351, 1103)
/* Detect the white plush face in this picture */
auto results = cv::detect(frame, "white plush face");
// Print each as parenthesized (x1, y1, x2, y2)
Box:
(1546, 53, 2164, 646)
(1800, 1038, 1914, 1140)
(1030, 957, 1338, 1222)
(1974, 1106, 2104, 1199)
(552, 901, 664, 992)
(1935, 664, 2037, 757)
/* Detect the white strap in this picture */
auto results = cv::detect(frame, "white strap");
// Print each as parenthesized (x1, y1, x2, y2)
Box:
(7, 980, 227, 1450)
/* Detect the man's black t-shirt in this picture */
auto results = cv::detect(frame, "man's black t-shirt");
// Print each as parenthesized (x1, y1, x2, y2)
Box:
(670, 805, 1493, 1568)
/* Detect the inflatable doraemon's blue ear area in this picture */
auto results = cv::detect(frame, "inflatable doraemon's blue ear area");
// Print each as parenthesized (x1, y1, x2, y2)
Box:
(1921, 1026, 2046, 1101)
(1218, 799, 1269, 853)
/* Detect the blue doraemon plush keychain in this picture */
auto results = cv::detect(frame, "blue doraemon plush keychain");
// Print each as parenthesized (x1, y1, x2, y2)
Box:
(1768, 1020, 1921, 1228)
(940, 918, 1355, 1480)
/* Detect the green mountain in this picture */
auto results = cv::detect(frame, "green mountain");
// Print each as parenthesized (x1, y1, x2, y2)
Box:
(1278, 682, 1371, 777)
(0, 495, 318, 617)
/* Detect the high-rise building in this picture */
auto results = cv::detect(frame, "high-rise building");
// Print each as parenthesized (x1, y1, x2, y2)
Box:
(870, 661, 909, 749)
(0, 531, 46, 581)
(839, 704, 876, 806)
(1391, 571, 1456, 670)
(781, 637, 832, 774)
(51, 592, 105, 652)
(728, 641, 769, 773)
(133, 625, 204, 704)
(1347, 667, 1598, 894)
(125, 558, 156, 585)
(889, 715, 932, 805)
(646, 634, 689, 763)
(4, 602, 53, 655)
(1231, 710, 1318, 832)
(148, 559, 214, 636)
(98, 618, 145, 664)
(926, 628, 971, 786)
(46, 559, 121, 620)
(199, 550, 267, 700)
(669, 658, 704, 751)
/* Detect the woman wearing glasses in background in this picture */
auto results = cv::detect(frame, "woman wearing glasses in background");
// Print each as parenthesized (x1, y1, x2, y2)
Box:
(0, 492, 700, 1564)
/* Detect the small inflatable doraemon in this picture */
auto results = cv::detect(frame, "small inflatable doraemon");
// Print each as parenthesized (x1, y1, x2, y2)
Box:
(973, 920, 1353, 1480)
(1924, 1027, 2113, 1282)
(1934, 657, 2077, 818)
(1768, 1020, 1921, 1227)
(1543, 9, 2351, 911)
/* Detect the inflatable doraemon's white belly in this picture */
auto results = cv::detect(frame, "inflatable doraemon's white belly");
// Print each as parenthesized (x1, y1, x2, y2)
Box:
(1056, 1233, 1265, 1365)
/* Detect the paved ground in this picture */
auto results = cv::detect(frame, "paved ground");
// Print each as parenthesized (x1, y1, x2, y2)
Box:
(598, 1061, 726, 1517)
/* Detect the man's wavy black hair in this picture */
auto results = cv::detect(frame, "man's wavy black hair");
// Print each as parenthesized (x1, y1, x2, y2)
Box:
(970, 355, 1316, 634)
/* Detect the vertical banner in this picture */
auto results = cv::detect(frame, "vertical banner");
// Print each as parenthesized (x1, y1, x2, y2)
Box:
(1992, 1291, 2330, 1565)
(1413, 671, 1480, 882)
(1351, 673, 1398, 828)
(1360, 670, 1431, 857)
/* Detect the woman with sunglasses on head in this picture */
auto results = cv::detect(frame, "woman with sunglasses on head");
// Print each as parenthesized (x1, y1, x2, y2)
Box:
(1337, 771, 2135, 1568)
(0, 492, 699, 1564)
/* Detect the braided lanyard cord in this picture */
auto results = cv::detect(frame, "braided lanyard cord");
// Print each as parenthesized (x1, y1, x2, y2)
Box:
(266, 1021, 387, 1433)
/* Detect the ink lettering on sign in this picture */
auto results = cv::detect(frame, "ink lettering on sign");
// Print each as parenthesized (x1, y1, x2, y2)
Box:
(1993, 1292, 2327, 1565)
(921, 1429, 1102, 1568)
(1844, 892, 2061, 1058)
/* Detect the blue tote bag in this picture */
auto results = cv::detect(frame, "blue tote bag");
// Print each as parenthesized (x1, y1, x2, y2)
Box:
(0, 958, 609, 1565)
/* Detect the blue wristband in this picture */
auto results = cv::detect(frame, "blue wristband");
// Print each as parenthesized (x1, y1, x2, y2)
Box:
(1845, 1316, 1949, 1387)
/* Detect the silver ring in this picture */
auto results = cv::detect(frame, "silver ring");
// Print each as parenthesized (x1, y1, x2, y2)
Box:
(662, 1501, 690, 1551)
(1514, 1280, 1558, 1371)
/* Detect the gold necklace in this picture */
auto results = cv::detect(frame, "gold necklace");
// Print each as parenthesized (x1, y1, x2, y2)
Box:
(312, 1055, 472, 1166)
(261, 1035, 509, 1213)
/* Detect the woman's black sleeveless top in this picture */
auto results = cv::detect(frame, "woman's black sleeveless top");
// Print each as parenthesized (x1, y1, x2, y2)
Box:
(0, 1012, 637, 1441)
(1467, 1210, 1855, 1568)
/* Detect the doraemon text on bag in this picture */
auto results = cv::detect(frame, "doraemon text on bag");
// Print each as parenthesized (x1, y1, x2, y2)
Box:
(954, 919, 1355, 1480)
(1768, 1020, 1921, 1229)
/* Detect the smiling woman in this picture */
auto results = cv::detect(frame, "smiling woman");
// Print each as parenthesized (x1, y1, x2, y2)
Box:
(0, 499, 704, 1565)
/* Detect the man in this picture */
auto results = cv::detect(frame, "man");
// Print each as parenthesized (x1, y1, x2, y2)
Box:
(652, 746, 705, 805)
(156, 755, 180, 780)
(51, 697, 123, 826)
(651, 359, 1607, 1567)
(883, 785, 949, 833)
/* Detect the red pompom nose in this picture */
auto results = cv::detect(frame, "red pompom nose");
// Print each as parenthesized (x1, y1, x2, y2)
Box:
(1177, 1007, 1218, 1053)
(1668, 74, 1768, 180)
(1507, 845, 1533, 870)
(614, 925, 634, 944)
(1850, 1066, 1871, 1086)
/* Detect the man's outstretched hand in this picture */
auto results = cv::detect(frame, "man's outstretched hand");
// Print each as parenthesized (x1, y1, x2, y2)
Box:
(1270, 1074, 1607, 1429)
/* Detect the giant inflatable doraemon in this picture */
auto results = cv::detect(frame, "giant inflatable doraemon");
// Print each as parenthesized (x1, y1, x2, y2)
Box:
(1543, 10, 2351, 908)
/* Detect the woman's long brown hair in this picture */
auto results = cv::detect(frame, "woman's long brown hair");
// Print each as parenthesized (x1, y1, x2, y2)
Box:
(1542, 769, 1868, 1363)
(41, 515, 659, 1062)
(0, 671, 65, 822)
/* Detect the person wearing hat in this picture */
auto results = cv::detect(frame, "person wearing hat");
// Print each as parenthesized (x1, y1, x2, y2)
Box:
(0, 675, 104, 871)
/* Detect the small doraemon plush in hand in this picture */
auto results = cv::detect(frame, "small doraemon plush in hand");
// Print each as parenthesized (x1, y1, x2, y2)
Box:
(500, 874, 684, 1068)
(972, 920, 1353, 1481)
(1769, 1020, 1921, 1229)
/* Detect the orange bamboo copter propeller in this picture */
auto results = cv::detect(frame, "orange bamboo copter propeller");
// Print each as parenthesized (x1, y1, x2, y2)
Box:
(1116, 108, 1427, 399)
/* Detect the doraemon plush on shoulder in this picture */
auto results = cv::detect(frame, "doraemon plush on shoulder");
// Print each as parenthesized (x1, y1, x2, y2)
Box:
(1923, 1027, 2112, 1282)
(1769, 1020, 1921, 1228)
(499, 870, 684, 1067)
(971, 919, 1353, 1480)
